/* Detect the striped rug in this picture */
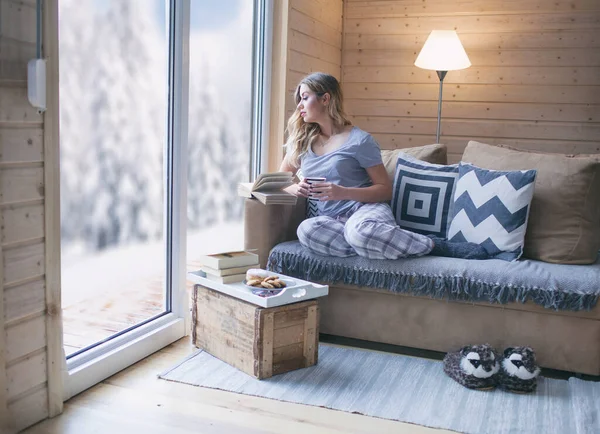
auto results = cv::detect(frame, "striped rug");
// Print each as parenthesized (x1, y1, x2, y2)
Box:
(159, 344, 600, 434)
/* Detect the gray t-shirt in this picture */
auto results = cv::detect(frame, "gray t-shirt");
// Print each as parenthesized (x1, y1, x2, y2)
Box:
(300, 126, 383, 217)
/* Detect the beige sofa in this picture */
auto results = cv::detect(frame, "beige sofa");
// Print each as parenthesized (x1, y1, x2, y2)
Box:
(244, 142, 600, 376)
(244, 198, 600, 376)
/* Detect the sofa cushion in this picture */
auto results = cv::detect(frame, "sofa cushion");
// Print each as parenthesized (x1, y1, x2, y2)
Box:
(391, 154, 459, 238)
(447, 163, 537, 261)
(267, 240, 600, 311)
(462, 141, 600, 264)
(381, 143, 447, 182)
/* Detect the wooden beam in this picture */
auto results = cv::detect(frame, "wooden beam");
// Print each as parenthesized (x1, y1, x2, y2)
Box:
(43, 0, 64, 418)
(345, 0, 600, 17)
(267, 0, 290, 172)
(0, 240, 17, 433)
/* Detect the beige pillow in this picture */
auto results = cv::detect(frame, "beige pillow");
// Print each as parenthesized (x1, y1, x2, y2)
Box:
(462, 141, 600, 264)
(381, 144, 448, 182)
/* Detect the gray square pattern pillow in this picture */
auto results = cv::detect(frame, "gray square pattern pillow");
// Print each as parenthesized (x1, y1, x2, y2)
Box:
(391, 154, 459, 239)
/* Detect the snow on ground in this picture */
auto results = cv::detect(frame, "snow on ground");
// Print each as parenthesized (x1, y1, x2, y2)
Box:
(61, 222, 244, 308)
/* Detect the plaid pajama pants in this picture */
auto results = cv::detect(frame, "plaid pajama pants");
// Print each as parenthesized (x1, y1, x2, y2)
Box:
(297, 202, 434, 259)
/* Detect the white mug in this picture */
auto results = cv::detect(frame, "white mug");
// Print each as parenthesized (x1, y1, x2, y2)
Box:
(305, 177, 326, 197)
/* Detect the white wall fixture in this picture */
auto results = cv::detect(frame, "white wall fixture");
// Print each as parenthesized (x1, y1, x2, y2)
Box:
(27, 58, 47, 112)
(28, 0, 46, 112)
(415, 30, 471, 143)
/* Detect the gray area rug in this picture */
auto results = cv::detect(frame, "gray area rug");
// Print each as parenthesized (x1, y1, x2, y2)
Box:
(159, 345, 600, 434)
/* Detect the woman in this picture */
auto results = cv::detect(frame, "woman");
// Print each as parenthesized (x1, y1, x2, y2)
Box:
(279, 72, 434, 259)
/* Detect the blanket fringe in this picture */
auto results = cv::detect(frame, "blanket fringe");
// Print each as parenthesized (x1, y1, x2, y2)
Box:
(267, 250, 598, 312)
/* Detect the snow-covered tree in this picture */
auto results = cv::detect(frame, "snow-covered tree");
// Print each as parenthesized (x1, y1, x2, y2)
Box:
(59, 0, 252, 253)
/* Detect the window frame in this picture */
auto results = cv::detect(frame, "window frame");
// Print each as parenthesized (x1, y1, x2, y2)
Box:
(63, 0, 190, 399)
(250, 0, 274, 179)
(60, 0, 272, 401)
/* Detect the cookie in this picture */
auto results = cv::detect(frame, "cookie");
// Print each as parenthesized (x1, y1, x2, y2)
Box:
(246, 268, 270, 280)
(271, 279, 285, 288)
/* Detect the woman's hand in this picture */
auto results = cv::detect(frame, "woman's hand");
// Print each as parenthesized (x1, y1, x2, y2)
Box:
(284, 181, 311, 198)
(310, 182, 347, 201)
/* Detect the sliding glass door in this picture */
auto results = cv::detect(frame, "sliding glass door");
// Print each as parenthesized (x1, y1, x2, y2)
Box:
(59, 0, 270, 399)
(185, 1, 257, 271)
(59, 0, 189, 399)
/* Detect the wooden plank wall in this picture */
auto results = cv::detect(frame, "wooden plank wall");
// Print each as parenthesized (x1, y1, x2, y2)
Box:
(342, 0, 600, 162)
(269, 0, 344, 169)
(0, 0, 52, 430)
(286, 0, 344, 96)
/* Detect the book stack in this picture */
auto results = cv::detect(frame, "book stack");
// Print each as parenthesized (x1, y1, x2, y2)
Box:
(238, 172, 297, 205)
(198, 250, 260, 284)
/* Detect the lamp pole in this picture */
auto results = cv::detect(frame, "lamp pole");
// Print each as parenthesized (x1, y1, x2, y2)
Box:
(414, 30, 470, 145)
(435, 70, 447, 144)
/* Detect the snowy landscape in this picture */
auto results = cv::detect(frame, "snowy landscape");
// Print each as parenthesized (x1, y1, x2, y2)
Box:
(59, 0, 253, 354)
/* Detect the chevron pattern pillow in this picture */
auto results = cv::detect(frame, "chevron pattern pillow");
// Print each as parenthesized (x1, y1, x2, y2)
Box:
(448, 163, 537, 261)
(391, 154, 459, 238)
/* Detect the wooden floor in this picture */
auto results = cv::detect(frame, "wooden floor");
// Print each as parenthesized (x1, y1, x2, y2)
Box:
(63, 260, 203, 356)
(23, 337, 452, 434)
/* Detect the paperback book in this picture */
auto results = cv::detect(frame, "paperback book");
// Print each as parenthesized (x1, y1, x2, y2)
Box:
(238, 172, 297, 205)
(201, 264, 255, 277)
(204, 272, 247, 284)
(198, 250, 259, 270)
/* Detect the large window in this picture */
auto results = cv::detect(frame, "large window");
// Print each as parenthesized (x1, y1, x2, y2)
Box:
(58, 0, 268, 399)
(186, 0, 256, 274)
(60, 0, 172, 358)
(59, 0, 189, 399)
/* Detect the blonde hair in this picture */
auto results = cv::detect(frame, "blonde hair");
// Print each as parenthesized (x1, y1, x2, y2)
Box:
(284, 72, 351, 168)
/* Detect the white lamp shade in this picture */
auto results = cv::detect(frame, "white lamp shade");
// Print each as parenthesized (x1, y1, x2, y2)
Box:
(414, 30, 471, 71)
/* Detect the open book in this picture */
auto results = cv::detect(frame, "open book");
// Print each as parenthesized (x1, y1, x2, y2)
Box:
(238, 172, 297, 205)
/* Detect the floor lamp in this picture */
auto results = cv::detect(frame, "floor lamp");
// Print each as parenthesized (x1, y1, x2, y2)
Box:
(414, 30, 471, 144)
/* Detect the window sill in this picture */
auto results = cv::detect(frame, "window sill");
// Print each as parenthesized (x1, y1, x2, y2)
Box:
(63, 314, 185, 400)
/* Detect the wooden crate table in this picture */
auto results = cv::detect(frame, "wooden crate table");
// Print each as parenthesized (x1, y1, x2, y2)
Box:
(192, 284, 320, 379)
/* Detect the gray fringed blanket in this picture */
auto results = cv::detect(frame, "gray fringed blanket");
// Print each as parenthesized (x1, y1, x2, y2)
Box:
(267, 241, 600, 311)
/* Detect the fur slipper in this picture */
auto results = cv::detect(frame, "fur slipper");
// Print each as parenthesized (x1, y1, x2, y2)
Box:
(498, 346, 541, 393)
(443, 344, 500, 390)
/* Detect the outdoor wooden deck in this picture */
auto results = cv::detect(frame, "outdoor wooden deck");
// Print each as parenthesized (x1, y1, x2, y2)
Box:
(62, 260, 203, 357)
